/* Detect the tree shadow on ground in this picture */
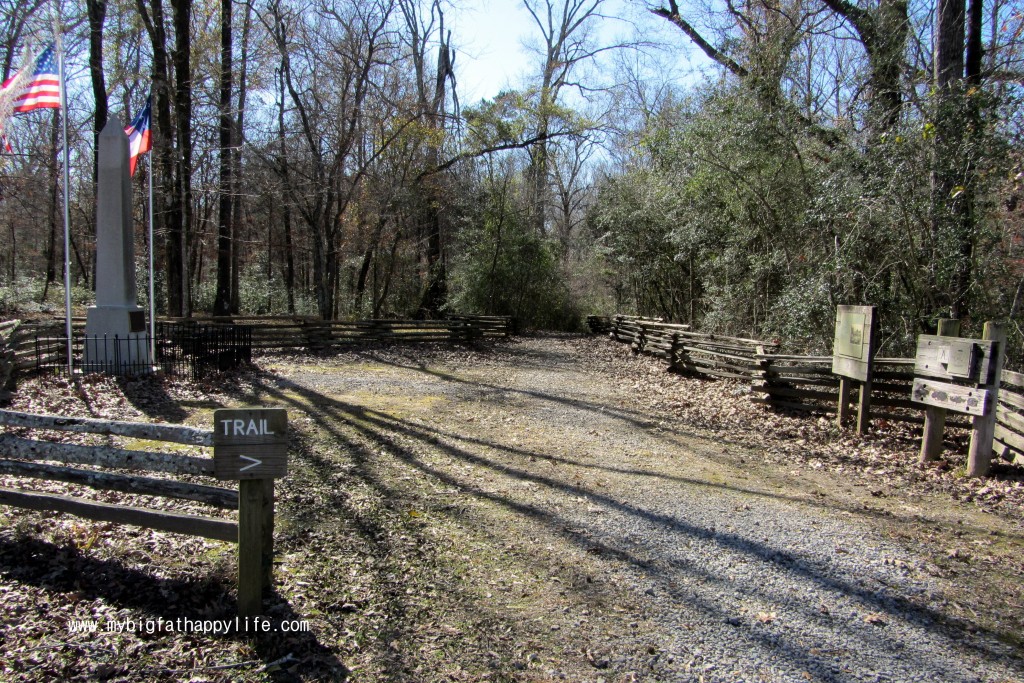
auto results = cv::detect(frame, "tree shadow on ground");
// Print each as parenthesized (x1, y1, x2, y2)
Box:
(71, 373, 192, 424)
(0, 532, 347, 681)
(244, 368, 1024, 679)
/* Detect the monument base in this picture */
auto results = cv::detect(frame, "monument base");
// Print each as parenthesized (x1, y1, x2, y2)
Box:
(84, 305, 152, 374)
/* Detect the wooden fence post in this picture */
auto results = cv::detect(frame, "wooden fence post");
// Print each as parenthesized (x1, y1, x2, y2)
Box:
(967, 321, 1006, 477)
(300, 319, 316, 352)
(920, 318, 960, 463)
(856, 379, 872, 435)
(261, 478, 275, 590)
(756, 344, 772, 401)
(238, 478, 266, 618)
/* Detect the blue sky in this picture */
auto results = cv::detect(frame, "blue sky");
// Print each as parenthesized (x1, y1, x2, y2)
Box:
(448, 0, 707, 105)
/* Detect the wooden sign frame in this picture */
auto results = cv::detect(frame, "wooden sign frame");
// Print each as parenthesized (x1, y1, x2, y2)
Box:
(913, 321, 1006, 477)
(914, 335, 996, 384)
(832, 305, 876, 382)
(912, 377, 991, 416)
(832, 305, 877, 434)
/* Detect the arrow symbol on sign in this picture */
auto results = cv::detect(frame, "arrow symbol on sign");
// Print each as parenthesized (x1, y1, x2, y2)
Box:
(239, 455, 262, 472)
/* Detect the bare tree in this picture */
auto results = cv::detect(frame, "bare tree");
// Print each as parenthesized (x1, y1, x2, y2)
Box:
(86, 0, 108, 182)
(170, 0, 193, 315)
(262, 0, 399, 319)
(523, 0, 609, 235)
(398, 0, 457, 316)
(817, 0, 909, 133)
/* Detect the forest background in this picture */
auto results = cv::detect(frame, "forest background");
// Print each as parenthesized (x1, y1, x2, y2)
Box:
(0, 0, 1021, 359)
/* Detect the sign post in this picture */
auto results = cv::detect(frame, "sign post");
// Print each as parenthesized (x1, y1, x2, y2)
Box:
(213, 408, 287, 617)
(911, 323, 1003, 477)
(832, 306, 877, 435)
(919, 319, 960, 463)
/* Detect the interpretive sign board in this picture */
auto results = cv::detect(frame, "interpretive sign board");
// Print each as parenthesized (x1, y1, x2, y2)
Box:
(914, 335, 995, 384)
(832, 305, 876, 382)
(911, 322, 1006, 477)
(212, 409, 288, 480)
(832, 305, 877, 434)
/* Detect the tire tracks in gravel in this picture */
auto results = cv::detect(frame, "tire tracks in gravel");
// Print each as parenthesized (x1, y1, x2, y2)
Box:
(258, 336, 1024, 683)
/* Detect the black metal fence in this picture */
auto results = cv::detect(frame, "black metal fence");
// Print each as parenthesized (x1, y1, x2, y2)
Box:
(33, 323, 252, 380)
(159, 322, 252, 381)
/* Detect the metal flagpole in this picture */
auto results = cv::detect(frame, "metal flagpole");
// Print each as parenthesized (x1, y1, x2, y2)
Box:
(54, 8, 73, 376)
(147, 150, 155, 363)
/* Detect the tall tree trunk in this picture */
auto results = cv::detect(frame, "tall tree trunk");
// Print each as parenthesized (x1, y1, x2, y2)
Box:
(931, 0, 971, 318)
(170, 0, 193, 316)
(416, 24, 453, 317)
(230, 0, 251, 313)
(213, 0, 233, 316)
(136, 0, 175, 315)
(41, 113, 59, 301)
(86, 0, 108, 183)
(230, 0, 253, 314)
(276, 67, 295, 314)
(818, 0, 908, 134)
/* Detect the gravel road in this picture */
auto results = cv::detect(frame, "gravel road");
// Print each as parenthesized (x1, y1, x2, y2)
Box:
(265, 335, 1024, 683)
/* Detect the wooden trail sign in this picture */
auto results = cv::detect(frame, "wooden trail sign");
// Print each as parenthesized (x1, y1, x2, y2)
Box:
(832, 305, 877, 434)
(212, 407, 287, 617)
(0, 407, 290, 618)
(213, 409, 288, 480)
(911, 322, 1005, 477)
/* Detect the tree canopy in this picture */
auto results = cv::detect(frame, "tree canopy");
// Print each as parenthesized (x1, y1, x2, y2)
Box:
(0, 0, 1020, 355)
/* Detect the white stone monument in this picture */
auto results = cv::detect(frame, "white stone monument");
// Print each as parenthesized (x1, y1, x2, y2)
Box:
(83, 116, 151, 373)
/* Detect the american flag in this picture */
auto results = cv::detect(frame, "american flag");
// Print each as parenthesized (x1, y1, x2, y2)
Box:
(125, 96, 152, 176)
(8, 45, 61, 113)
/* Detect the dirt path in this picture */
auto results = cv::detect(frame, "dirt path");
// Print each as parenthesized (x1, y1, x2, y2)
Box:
(2, 334, 1023, 682)
(251, 335, 1024, 682)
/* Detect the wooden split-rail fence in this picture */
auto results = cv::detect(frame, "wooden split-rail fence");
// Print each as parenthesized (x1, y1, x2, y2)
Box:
(599, 314, 777, 379)
(0, 408, 284, 617)
(597, 315, 1024, 468)
(995, 370, 1024, 467)
(0, 314, 514, 380)
(162, 315, 514, 352)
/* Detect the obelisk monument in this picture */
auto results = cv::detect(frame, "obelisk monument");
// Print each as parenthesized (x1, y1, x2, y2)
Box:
(84, 116, 151, 373)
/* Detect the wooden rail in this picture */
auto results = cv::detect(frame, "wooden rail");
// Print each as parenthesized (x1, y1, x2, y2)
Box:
(0, 408, 280, 617)
(1, 315, 514, 374)
(606, 315, 775, 381)
(995, 369, 1024, 466)
(166, 317, 512, 351)
(599, 315, 972, 428)
(748, 355, 967, 426)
